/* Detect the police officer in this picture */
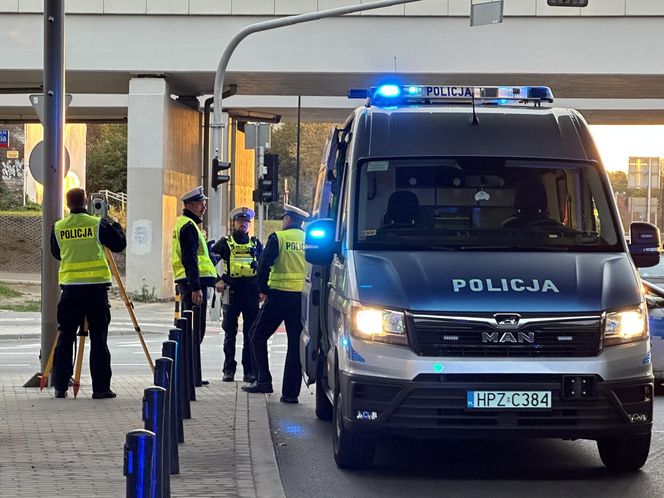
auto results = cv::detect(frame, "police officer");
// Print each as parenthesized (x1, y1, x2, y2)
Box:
(172, 186, 217, 383)
(242, 204, 308, 403)
(50, 188, 126, 399)
(211, 207, 263, 383)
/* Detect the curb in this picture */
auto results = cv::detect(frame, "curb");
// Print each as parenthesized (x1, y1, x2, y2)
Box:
(244, 391, 286, 498)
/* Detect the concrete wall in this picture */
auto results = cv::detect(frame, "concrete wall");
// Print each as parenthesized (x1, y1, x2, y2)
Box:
(1, 0, 661, 16)
(126, 77, 201, 299)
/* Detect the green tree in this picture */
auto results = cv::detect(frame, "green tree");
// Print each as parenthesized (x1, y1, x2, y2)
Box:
(607, 170, 627, 194)
(86, 124, 127, 194)
(267, 122, 336, 217)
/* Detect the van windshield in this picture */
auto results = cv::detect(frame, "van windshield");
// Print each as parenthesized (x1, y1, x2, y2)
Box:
(354, 157, 621, 252)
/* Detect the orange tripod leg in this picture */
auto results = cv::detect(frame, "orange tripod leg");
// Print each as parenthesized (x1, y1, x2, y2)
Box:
(72, 319, 88, 399)
(39, 332, 59, 391)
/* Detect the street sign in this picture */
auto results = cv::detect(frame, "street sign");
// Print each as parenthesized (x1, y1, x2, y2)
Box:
(28, 140, 71, 184)
(244, 123, 271, 150)
(0, 130, 8, 148)
(29, 94, 73, 125)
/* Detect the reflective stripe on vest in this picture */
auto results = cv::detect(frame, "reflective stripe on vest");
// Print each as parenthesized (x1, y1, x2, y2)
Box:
(267, 228, 305, 292)
(225, 237, 257, 278)
(172, 216, 217, 281)
(54, 213, 112, 285)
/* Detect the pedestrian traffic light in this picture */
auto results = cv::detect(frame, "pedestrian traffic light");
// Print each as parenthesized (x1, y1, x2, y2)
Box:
(212, 158, 231, 189)
(252, 153, 279, 203)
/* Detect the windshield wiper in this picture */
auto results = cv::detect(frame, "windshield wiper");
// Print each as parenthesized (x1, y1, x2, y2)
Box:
(457, 245, 568, 252)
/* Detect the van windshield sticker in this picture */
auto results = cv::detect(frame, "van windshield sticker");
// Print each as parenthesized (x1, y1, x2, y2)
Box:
(452, 279, 560, 293)
(367, 161, 389, 172)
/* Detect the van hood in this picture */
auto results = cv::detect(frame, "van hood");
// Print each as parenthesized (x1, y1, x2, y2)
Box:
(352, 251, 640, 313)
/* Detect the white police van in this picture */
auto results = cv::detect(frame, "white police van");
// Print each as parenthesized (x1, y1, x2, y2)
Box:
(301, 84, 661, 470)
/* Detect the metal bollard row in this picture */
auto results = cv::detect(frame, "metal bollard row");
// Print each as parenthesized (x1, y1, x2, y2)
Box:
(125, 315, 206, 497)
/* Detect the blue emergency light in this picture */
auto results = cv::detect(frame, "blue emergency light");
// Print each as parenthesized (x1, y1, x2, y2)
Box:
(309, 228, 327, 239)
(348, 84, 554, 107)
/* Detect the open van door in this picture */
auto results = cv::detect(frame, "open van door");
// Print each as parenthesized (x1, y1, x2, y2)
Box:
(300, 128, 340, 385)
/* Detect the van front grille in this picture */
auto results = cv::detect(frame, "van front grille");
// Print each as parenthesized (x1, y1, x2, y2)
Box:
(409, 313, 601, 358)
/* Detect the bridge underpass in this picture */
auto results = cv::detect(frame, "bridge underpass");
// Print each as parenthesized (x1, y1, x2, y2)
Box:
(2, 9, 663, 296)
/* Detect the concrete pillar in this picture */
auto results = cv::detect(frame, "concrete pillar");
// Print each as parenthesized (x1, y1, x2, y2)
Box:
(126, 77, 201, 299)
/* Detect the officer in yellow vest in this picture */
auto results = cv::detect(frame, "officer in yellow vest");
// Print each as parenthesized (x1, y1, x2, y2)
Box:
(172, 187, 217, 383)
(211, 207, 263, 383)
(242, 204, 308, 403)
(50, 188, 126, 399)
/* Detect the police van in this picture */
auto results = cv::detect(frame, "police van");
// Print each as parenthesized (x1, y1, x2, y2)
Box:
(301, 84, 661, 471)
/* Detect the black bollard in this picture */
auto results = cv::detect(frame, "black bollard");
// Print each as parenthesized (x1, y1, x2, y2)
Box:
(124, 429, 154, 498)
(154, 358, 174, 493)
(176, 316, 196, 402)
(162, 340, 183, 450)
(169, 328, 191, 420)
(143, 386, 167, 498)
(189, 307, 203, 387)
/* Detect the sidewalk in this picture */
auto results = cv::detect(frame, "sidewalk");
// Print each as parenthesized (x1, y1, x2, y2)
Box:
(0, 375, 285, 498)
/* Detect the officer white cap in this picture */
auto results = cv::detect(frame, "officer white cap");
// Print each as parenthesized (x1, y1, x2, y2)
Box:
(281, 204, 310, 221)
(230, 206, 255, 221)
(180, 186, 208, 203)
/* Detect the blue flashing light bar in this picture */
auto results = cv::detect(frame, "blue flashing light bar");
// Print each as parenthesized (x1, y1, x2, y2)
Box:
(348, 84, 554, 107)
(309, 228, 327, 239)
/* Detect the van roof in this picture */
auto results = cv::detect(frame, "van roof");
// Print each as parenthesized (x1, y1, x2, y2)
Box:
(351, 105, 601, 162)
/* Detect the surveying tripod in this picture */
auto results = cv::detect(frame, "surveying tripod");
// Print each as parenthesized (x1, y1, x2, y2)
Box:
(39, 248, 154, 396)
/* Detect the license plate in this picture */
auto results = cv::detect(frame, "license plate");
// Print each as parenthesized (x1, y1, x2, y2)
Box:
(467, 391, 551, 409)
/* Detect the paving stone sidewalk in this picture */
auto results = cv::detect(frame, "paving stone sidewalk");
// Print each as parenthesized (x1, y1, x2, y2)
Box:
(0, 374, 284, 498)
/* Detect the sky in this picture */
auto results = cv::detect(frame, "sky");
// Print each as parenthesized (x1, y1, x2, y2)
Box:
(589, 126, 664, 172)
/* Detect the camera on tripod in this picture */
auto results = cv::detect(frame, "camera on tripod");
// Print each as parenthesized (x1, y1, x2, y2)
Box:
(88, 193, 109, 219)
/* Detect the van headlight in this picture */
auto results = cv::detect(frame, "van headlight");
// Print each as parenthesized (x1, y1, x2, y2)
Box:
(350, 307, 408, 346)
(602, 303, 648, 347)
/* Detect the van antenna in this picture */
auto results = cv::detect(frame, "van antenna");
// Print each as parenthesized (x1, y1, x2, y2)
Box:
(394, 56, 397, 75)
(470, 90, 480, 126)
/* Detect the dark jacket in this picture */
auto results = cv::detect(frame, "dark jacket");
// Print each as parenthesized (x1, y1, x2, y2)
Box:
(176, 209, 216, 292)
(211, 231, 263, 294)
(50, 208, 127, 287)
(256, 224, 303, 294)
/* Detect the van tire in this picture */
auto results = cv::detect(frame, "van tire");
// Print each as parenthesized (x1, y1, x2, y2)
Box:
(332, 382, 375, 469)
(654, 381, 664, 396)
(315, 376, 333, 421)
(597, 432, 651, 471)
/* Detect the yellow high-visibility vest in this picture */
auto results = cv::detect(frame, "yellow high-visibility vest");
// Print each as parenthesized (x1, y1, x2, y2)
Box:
(225, 237, 257, 278)
(172, 216, 217, 281)
(267, 228, 305, 292)
(54, 213, 112, 285)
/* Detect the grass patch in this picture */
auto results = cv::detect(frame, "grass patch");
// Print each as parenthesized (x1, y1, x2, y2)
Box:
(0, 210, 42, 217)
(0, 283, 22, 298)
(0, 301, 40, 312)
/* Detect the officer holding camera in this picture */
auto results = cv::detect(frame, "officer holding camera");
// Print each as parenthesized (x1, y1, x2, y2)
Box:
(50, 188, 126, 399)
(211, 207, 263, 383)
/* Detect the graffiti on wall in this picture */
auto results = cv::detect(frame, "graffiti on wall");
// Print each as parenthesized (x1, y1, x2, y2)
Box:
(1, 158, 25, 204)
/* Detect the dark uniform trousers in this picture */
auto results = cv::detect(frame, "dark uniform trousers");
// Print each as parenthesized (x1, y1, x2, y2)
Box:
(222, 290, 258, 376)
(250, 290, 302, 398)
(53, 285, 112, 393)
(176, 282, 208, 342)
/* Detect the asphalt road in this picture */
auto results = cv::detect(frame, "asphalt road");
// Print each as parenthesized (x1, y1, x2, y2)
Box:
(268, 369, 664, 498)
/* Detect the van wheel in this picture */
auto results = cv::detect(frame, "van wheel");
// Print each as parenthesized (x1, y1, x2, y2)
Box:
(332, 383, 375, 469)
(315, 376, 333, 421)
(597, 433, 651, 471)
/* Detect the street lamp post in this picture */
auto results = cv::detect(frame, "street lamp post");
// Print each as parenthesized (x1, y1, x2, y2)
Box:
(210, 0, 425, 239)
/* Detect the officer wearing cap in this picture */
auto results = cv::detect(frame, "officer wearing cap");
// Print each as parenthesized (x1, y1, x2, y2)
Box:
(242, 204, 308, 403)
(210, 206, 263, 383)
(172, 187, 217, 382)
(50, 188, 126, 399)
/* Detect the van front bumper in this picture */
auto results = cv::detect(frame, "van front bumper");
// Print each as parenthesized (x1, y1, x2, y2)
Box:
(340, 371, 653, 440)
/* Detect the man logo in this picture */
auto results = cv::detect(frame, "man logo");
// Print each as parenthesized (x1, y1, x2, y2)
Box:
(494, 314, 520, 327)
(482, 331, 535, 344)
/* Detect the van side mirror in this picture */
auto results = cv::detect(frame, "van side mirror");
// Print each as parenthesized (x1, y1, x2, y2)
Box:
(629, 222, 661, 268)
(305, 218, 338, 266)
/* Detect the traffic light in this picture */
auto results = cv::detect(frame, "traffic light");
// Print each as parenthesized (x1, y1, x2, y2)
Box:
(212, 158, 231, 189)
(252, 153, 279, 203)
